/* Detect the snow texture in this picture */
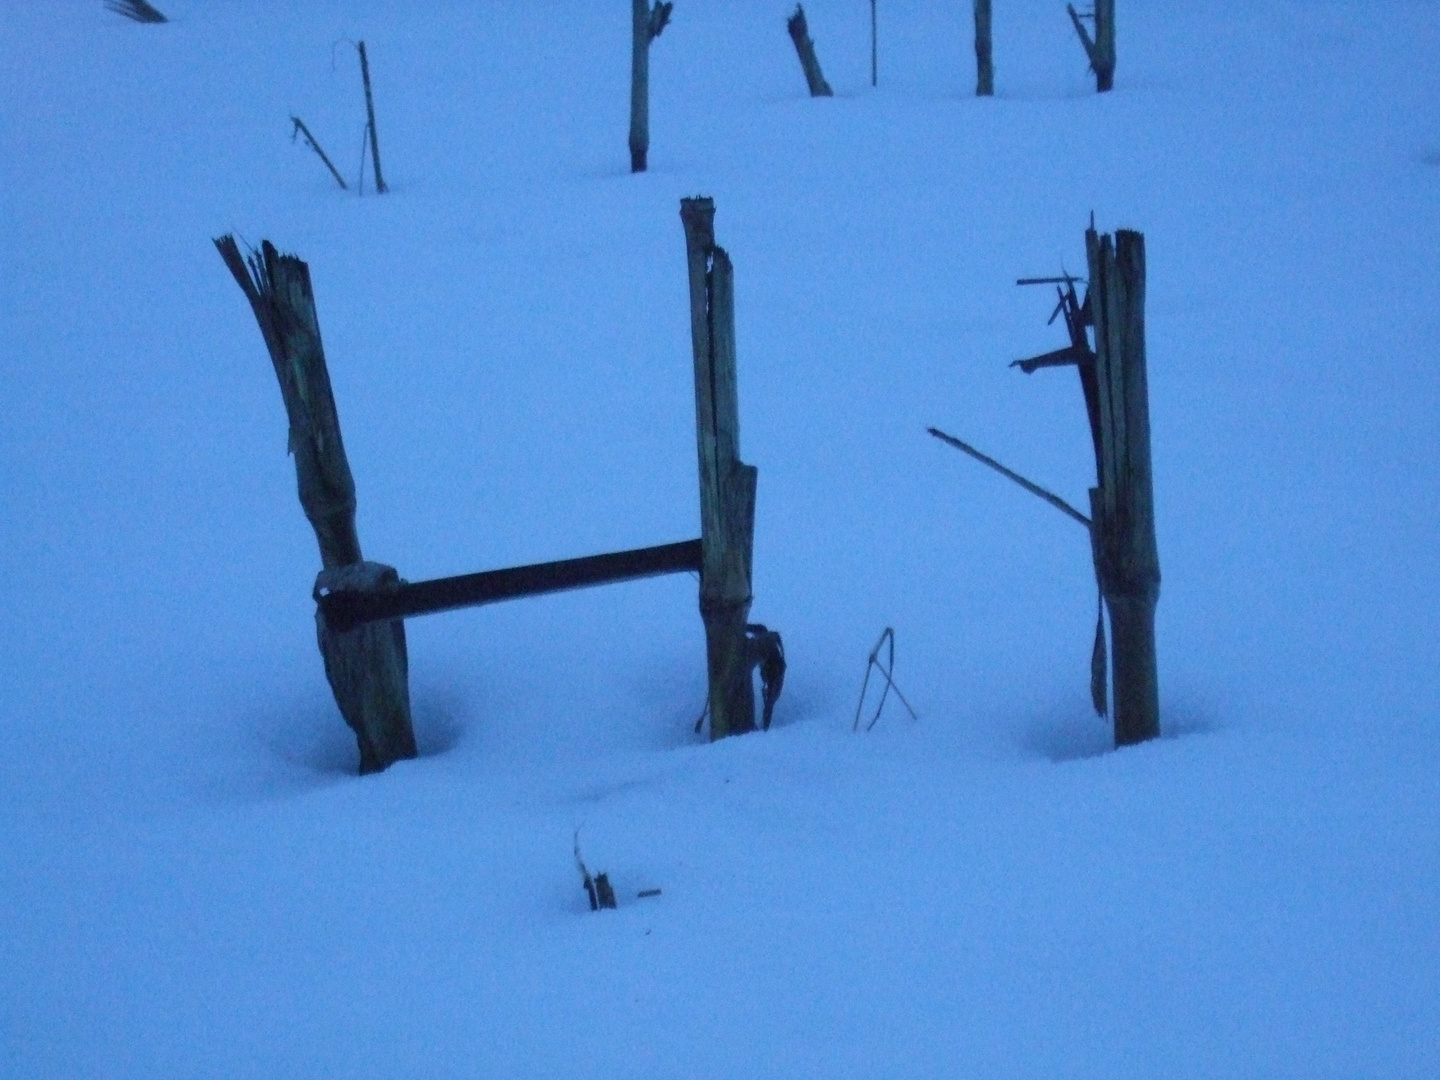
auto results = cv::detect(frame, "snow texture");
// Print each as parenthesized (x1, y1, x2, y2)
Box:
(2, 2, 1438, 1077)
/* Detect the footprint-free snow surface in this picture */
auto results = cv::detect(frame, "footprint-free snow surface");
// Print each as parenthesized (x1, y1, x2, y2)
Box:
(3, 2, 1438, 1077)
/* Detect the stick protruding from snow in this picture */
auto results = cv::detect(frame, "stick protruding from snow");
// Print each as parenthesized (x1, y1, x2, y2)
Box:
(629, 0, 674, 173)
(974, 0, 994, 96)
(786, 5, 833, 97)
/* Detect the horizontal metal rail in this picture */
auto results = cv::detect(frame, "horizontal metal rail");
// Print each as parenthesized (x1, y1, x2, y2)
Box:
(319, 538, 703, 632)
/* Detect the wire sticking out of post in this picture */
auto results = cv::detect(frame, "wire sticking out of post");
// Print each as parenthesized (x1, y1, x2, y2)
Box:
(853, 627, 918, 732)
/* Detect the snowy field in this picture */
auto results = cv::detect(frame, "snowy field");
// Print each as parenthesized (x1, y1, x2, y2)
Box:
(3, 1, 1439, 1076)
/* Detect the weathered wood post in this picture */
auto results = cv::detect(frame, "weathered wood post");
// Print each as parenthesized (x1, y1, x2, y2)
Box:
(680, 198, 759, 740)
(358, 40, 388, 193)
(786, 5, 834, 97)
(974, 0, 994, 96)
(215, 236, 416, 774)
(1067, 0, 1115, 92)
(1086, 227, 1159, 746)
(629, 0, 674, 173)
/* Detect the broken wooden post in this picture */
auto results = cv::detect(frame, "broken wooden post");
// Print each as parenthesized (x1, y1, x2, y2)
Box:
(974, 0, 994, 96)
(215, 236, 416, 774)
(358, 41, 388, 193)
(1067, 0, 1115, 92)
(1086, 226, 1159, 746)
(680, 198, 758, 740)
(786, 5, 834, 97)
(629, 0, 673, 173)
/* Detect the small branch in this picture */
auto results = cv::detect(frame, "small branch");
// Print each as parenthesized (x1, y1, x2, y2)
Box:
(290, 116, 349, 191)
(928, 426, 1091, 528)
(106, 0, 167, 23)
(852, 627, 918, 732)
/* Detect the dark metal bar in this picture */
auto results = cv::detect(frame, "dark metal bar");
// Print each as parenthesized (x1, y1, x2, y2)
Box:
(318, 538, 703, 632)
(1017, 275, 1085, 286)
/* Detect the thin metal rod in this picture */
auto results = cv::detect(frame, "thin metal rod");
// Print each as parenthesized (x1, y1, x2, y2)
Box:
(358, 41, 387, 194)
(928, 426, 1091, 528)
(318, 538, 703, 632)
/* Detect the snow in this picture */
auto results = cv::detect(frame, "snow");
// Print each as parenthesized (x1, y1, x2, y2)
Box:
(2, 1, 1438, 1076)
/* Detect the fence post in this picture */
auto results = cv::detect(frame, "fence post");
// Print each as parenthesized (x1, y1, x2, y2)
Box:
(974, 0, 994, 96)
(1067, 0, 1115, 92)
(215, 236, 416, 773)
(680, 198, 758, 740)
(1085, 227, 1159, 746)
(786, 5, 834, 97)
(629, 0, 673, 173)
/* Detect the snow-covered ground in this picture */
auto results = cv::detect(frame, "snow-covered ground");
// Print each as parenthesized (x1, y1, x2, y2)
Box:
(3, 2, 1438, 1076)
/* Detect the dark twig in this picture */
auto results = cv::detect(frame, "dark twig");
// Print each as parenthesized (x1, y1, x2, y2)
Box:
(928, 426, 1091, 528)
(853, 627, 918, 732)
(290, 117, 349, 191)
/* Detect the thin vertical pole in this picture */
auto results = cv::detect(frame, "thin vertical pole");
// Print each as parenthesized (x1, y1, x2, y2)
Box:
(870, 0, 877, 87)
(358, 40, 387, 193)
(974, 0, 994, 96)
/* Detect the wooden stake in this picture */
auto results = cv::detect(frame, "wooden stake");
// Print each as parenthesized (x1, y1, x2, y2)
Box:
(214, 236, 415, 773)
(680, 198, 758, 740)
(786, 5, 834, 97)
(629, 0, 673, 173)
(1085, 227, 1159, 746)
(358, 41, 388, 193)
(973, 0, 994, 96)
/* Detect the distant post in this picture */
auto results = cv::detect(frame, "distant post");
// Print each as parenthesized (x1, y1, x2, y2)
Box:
(629, 0, 674, 173)
(786, 5, 834, 97)
(358, 41, 388, 192)
(1067, 0, 1115, 92)
(1086, 227, 1159, 745)
(680, 198, 759, 740)
(974, 0, 994, 96)
(215, 237, 416, 773)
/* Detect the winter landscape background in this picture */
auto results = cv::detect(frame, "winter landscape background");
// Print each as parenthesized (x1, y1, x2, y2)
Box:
(2, 2, 1438, 1077)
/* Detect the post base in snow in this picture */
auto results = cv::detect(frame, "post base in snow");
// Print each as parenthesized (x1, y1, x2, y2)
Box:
(314, 561, 417, 774)
(1104, 591, 1159, 747)
(702, 598, 757, 740)
(630, 142, 647, 173)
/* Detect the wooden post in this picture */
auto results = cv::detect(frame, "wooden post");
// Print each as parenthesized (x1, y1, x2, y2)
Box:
(1085, 227, 1159, 746)
(786, 5, 834, 97)
(215, 236, 416, 773)
(973, 0, 994, 96)
(358, 41, 388, 193)
(629, 0, 673, 173)
(1067, 0, 1115, 92)
(680, 198, 758, 740)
